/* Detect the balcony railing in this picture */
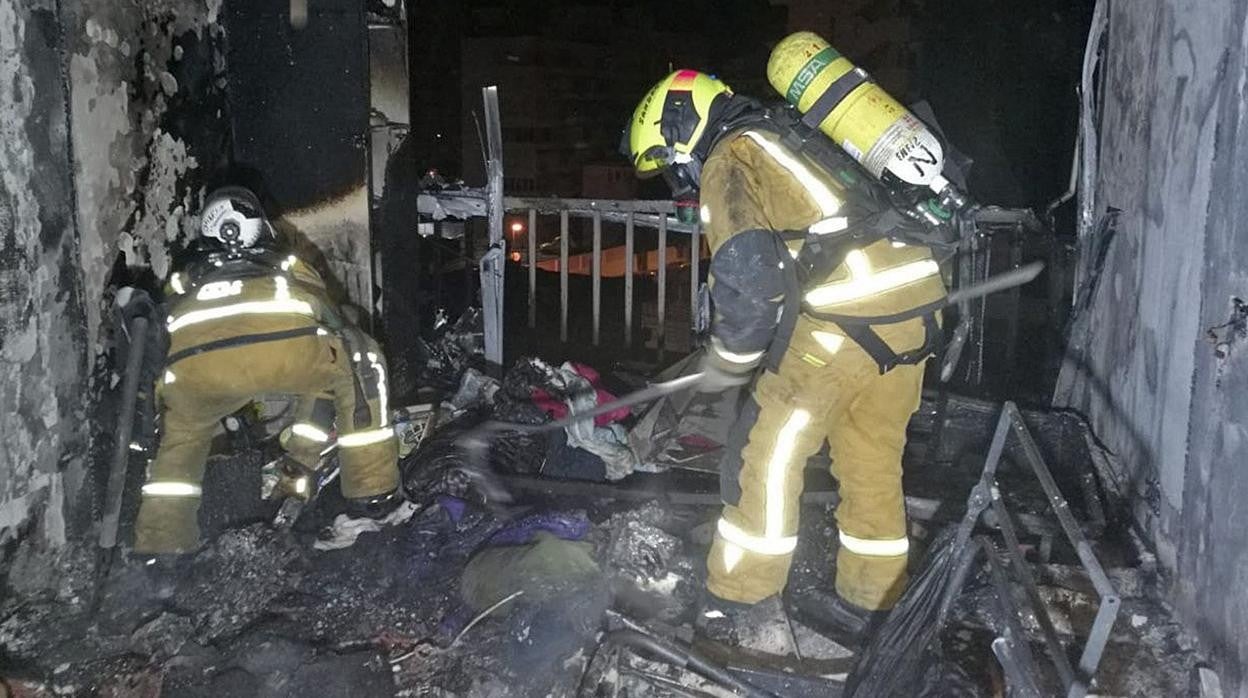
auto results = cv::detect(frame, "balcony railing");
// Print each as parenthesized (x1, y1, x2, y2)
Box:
(417, 190, 706, 362)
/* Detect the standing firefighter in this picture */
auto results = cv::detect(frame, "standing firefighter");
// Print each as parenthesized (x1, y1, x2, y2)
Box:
(623, 70, 949, 642)
(133, 186, 401, 556)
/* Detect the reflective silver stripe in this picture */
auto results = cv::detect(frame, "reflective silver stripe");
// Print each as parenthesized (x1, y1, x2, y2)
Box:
(717, 518, 798, 556)
(765, 408, 812, 538)
(805, 250, 940, 307)
(167, 299, 315, 332)
(367, 352, 389, 427)
(710, 337, 764, 365)
(291, 423, 330, 443)
(142, 482, 202, 497)
(196, 280, 243, 301)
(338, 427, 395, 448)
(809, 216, 849, 234)
(742, 131, 841, 216)
(838, 530, 909, 557)
(810, 330, 845, 354)
(167, 274, 315, 332)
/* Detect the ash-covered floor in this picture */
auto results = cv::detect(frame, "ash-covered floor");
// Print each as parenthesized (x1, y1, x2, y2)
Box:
(0, 324, 1215, 697)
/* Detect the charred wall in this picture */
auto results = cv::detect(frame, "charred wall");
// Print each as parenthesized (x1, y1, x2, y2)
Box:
(0, 0, 229, 581)
(1, 0, 84, 565)
(1056, 0, 1248, 690)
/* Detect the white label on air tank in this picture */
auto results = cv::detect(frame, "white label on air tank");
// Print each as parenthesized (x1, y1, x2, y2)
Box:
(841, 139, 864, 161)
(865, 114, 945, 186)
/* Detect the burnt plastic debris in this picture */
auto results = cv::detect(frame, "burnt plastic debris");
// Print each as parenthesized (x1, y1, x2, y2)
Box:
(446, 367, 501, 412)
(417, 307, 485, 390)
(603, 504, 697, 623)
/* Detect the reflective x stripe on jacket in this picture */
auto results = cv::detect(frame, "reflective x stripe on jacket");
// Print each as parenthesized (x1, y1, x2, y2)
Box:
(699, 128, 946, 338)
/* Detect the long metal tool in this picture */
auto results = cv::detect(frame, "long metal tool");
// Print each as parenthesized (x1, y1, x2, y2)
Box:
(452, 372, 705, 504)
(940, 261, 1044, 383)
(92, 313, 150, 611)
(458, 371, 705, 447)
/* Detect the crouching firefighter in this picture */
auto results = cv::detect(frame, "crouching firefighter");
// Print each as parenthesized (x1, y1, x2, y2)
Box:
(623, 71, 956, 644)
(133, 186, 402, 557)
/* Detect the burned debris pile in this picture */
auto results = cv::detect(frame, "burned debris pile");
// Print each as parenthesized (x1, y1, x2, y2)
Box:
(0, 312, 1212, 696)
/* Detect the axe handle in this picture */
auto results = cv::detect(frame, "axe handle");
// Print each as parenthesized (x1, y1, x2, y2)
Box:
(92, 315, 150, 610)
(98, 315, 149, 550)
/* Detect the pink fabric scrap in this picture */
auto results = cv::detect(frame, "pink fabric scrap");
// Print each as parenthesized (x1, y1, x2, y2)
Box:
(531, 362, 630, 427)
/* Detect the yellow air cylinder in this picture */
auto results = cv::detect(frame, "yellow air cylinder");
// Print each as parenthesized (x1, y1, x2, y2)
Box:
(768, 31, 948, 191)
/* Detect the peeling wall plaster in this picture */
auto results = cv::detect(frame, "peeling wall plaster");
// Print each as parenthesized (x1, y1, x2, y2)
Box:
(66, 0, 223, 353)
(1058, 0, 1248, 690)
(1, 0, 89, 553)
(0, 0, 229, 572)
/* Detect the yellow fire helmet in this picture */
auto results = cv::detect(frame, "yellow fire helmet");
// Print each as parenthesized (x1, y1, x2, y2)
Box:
(625, 70, 732, 177)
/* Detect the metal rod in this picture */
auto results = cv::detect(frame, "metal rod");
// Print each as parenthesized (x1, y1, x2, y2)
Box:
(560, 210, 569, 343)
(979, 537, 1047, 698)
(690, 223, 701, 345)
(605, 630, 775, 698)
(1004, 403, 1115, 598)
(1004, 230, 1024, 385)
(528, 208, 537, 329)
(465, 372, 705, 441)
(1002, 402, 1120, 698)
(592, 210, 602, 345)
(419, 191, 697, 232)
(945, 262, 1044, 306)
(657, 215, 667, 362)
(990, 490, 1077, 687)
(1074, 601, 1121, 698)
(480, 85, 505, 368)
(625, 212, 635, 346)
(461, 224, 472, 300)
(504, 196, 678, 214)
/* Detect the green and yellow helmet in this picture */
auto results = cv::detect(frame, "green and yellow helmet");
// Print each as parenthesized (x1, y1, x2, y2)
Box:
(624, 70, 733, 177)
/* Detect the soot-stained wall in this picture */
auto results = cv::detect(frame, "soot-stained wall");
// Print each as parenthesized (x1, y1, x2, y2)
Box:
(0, 0, 229, 579)
(1056, 0, 1248, 689)
(1, 0, 85, 559)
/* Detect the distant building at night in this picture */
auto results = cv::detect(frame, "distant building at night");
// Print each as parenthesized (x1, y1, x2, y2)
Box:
(458, 3, 709, 197)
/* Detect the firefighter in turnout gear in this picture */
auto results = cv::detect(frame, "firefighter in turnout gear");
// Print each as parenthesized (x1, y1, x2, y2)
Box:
(624, 71, 948, 640)
(133, 186, 401, 555)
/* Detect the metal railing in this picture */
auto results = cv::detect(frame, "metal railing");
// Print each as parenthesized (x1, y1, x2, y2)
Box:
(416, 189, 706, 361)
(506, 197, 702, 350)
